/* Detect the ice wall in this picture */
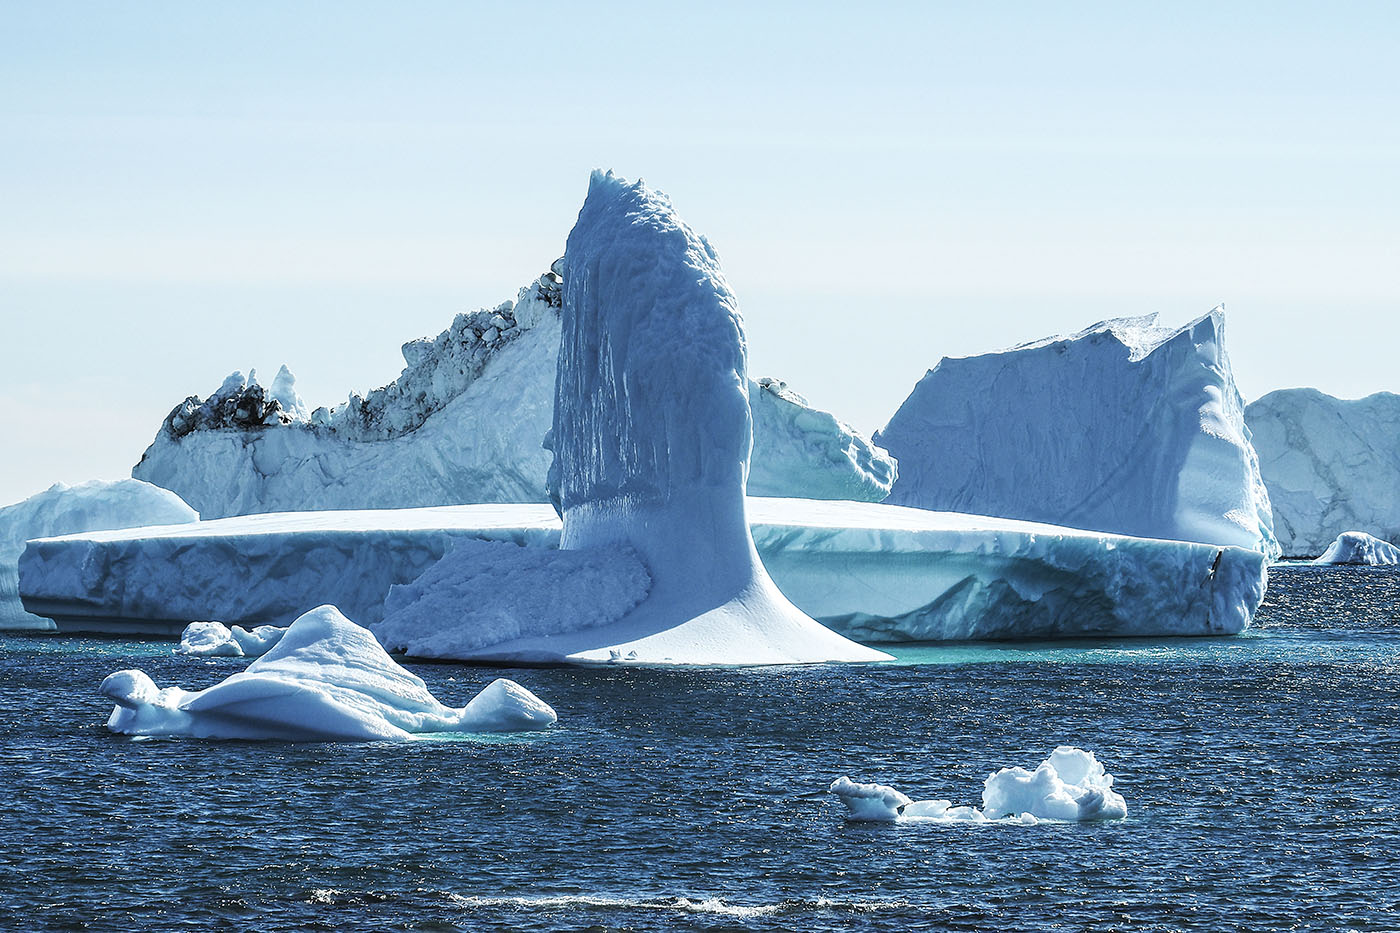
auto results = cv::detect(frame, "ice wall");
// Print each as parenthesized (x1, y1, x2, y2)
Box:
(134, 290, 892, 519)
(1246, 388, 1400, 557)
(0, 479, 198, 630)
(875, 309, 1278, 559)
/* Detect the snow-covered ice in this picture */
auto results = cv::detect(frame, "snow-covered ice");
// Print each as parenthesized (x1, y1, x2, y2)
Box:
(1313, 531, 1400, 566)
(875, 310, 1278, 559)
(102, 605, 556, 740)
(19, 499, 1267, 641)
(830, 747, 1127, 823)
(374, 539, 651, 658)
(392, 171, 887, 665)
(133, 286, 893, 519)
(176, 620, 286, 657)
(1246, 388, 1400, 557)
(0, 479, 198, 630)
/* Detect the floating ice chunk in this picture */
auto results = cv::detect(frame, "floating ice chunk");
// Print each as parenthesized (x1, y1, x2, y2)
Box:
(175, 620, 286, 657)
(831, 747, 1126, 823)
(102, 605, 556, 740)
(374, 539, 651, 658)
(1313, 531, 1400, 566)
(0, 479, 198, 630)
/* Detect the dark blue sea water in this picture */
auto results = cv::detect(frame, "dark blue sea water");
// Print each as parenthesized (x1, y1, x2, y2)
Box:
(2, 565, 1397, 932)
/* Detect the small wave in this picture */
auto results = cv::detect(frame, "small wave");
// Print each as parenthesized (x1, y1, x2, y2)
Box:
(446, 892, 910, 918)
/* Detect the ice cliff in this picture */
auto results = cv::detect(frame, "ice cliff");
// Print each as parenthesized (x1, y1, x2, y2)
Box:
(0, 479, 197, 630)
(1245, 388, 1400, 557)
(875, 309, 1278, 559)
(133, 288, 893, 519)
(375, 171, 889, 665)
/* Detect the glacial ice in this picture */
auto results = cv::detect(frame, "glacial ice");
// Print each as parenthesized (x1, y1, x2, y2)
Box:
(830, 747, 1127, 823)
(133, 287, 893, 519)
(0, 479, 198, 630)
(875, 310, 1279, 559)
(374, 539, 652, 658)
(19, 501, 1267, 641)
(102, 605, 557, 740)
(387, 171, 888, 665)
(176, 620, 286, 657)
(1246, 388, 1400, 557)
(1313, 531, 1400, 566)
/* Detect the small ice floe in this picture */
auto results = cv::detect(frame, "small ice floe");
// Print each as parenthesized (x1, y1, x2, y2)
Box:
(831, 746, 1127, 824)
(102, 605, 556, 741)
(1313, 531, 1400, 566)
(176, 620, 286, 657)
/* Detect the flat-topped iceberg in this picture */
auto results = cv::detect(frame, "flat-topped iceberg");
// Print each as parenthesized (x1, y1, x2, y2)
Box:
(133, 291, 893, 520)
(1246, 388, 1400, 557)
(875, 310, 1278, 559)
(19, 499, 1267, 641)
(831, 747, 1127, 824)
(1, 479, 198, 630)
(102, 605, 556, 740)
(1313, 531, 1400, 566)
(389, 171, 887, 666)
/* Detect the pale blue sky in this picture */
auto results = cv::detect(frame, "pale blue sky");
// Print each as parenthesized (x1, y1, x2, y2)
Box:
(2, 1, 1397, 504)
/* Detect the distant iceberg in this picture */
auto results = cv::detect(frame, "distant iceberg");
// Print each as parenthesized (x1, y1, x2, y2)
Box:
(875, 310, 1278, 559)
(831, 746, 1127, 823)
(102, 605, 556, 740)
(1246, 388, 1400, 557)
(133, 287, 894, 518)
(1313, 531, 1400, 566)
(176, 620, 286, 657)
(0, 479, 197, 630)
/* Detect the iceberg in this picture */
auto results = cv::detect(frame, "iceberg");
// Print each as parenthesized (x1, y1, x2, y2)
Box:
(102, 605, 557, 740)
(387, 171, 887, 665)
(874, 310, 1279, 559)
(176, 620, 286, 657)
(0, 479, 198, 630)
(133, 290, 893, 520)
(1313, 531, 1400, 566)
(1245, 388, 1400, 557)
(831, 747, 1127, 823)
(19, 500, 1266, 641)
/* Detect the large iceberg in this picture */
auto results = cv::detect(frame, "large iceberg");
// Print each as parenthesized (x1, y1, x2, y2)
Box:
(1313, 531, 1400, 566)
(132, 290, 893, 520)
(102, 605, 557, 740)
(0, 479, 198, 630)
(18, 500, 1267, 641)
(830, 747, 1127, 823)
(1245, 388, 1400, 557)
(375, 171, 888, 665)
(874, 310, 1279, 559)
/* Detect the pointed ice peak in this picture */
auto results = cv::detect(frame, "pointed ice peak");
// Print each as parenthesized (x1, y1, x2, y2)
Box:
(247, 368, 260, 388)
(270, 365, 309, 421)
(217, 371, 247, 396)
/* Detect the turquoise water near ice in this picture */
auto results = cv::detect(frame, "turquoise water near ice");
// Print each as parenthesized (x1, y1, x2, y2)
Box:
(1, 565, 1397, 931)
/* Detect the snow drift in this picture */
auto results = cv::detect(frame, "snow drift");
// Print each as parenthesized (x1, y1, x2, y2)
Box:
(830, 747, 1127, 823)
(1313, 531, 1400, 566)
(875, 310, 1278, 559)
(102, 605, 556, 740)
(133, 288, 893, 519)
(1246, 388, 1400, 557)
(0, 479, 197, 630)
(379, 172, 888, 665)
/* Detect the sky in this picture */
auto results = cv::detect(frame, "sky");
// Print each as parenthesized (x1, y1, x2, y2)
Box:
(1, 1, 1397, 505)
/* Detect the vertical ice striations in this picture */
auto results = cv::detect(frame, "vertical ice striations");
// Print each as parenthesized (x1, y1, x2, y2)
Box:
(463, 172, 889, 664)
(875, 309, 1279, 559)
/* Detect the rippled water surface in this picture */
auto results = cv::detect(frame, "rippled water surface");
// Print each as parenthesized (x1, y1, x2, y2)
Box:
(2, 565, 1398, 931)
